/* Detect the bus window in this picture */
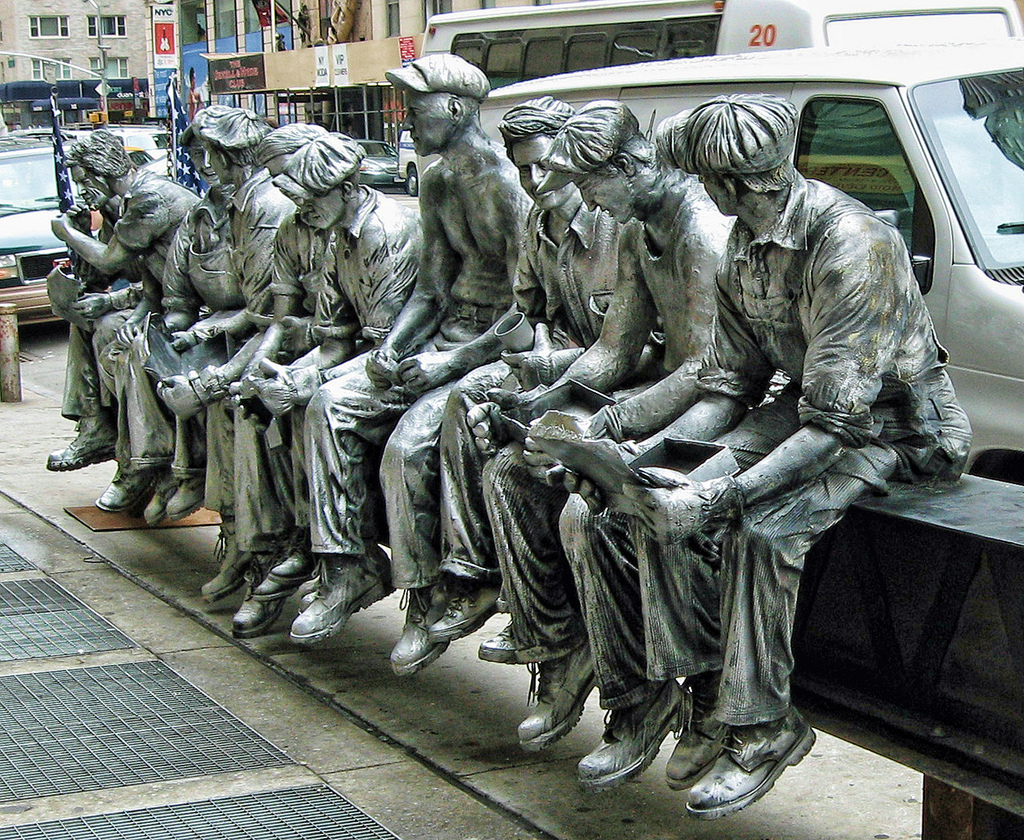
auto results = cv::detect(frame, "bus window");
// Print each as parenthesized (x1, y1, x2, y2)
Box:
(451, 34, 485, 68)
(665, 17, 720, 58)
(566, 34, 608, 73)
(486, 39, 523, 87)
(610, 27, 660, 66)
(523, 37, 565, 80)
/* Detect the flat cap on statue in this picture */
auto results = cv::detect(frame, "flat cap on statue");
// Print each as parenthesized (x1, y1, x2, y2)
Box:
(185, 104, 270, 150)
(386, 54, 490, 101)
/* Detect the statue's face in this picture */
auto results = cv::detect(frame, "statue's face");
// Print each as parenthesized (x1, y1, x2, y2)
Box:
(510, 135, 575, 211)
(205, 144, 238, 188)
(294, 183, 350, 230)
(574, 167, 636, 223)
(698, 172, 739, 217)
(188, 141, 217, 183)
(403, 91, 460, 156)
(71, 165, 113, 210)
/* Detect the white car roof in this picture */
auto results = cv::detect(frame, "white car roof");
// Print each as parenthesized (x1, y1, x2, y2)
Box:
(487, 39, 1024, 102)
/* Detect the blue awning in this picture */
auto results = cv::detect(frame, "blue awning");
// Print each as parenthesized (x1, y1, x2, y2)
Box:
(30, 97, 99, 112)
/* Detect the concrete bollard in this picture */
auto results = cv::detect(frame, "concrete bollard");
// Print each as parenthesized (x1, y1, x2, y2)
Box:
(0, 303, 22, 403)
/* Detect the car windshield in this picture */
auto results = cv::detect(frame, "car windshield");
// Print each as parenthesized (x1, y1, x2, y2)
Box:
(359, 141, 396, 157)
(0, 152, 60, 211)
(912, 70, 1024, 272)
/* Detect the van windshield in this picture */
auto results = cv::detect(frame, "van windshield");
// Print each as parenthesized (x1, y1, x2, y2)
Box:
(912, 71, 1024, 274)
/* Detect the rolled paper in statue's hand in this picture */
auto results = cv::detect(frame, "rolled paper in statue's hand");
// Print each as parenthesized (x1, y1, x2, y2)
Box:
(493, 311, 534, 352)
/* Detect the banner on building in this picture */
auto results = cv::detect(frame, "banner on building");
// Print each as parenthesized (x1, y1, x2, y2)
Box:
(398, 36, 416, 66)
(210, 54, 267, 93)
(331, 43, 350, 86)
(152, 3, 178, 70)
(314, 45, 330, 87)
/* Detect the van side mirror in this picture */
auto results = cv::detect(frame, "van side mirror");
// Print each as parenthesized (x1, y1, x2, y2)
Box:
(912, 254, 933, 293)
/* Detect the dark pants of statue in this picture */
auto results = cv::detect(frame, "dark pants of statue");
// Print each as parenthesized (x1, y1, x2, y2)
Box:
(62, 314, 127, 420)
(483, 442, 586, 662)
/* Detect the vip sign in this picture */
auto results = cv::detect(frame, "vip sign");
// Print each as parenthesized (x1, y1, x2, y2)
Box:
(331, 44, 349, 86)
(152, 3, 178, 70)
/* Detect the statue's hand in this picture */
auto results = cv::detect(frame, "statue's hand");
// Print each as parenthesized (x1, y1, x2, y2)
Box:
(621, 476, 741, 544)
(366, 346, 400, 389)
(560, 468, 604, 513)
(396, 351, 454, 395)
(522, 431, 559, 480)
(171, 330, 199, 352)
(501, 323, 554, 389)
(50, 215, 73, 242)
(70, 293, 114, 321)
(115, 319, 143, 347)
(467, 401, 503, 456)
(251, 359, 319, 415)
(157, 374, 204, 419)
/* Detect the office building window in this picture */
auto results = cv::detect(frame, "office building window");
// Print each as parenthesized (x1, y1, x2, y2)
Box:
(29, 16, 70, 38)
(214, 0, 237, 39)
(30, 58, 73, 81)
(425, 0, 452, 24)
(90, 56, 129, 78)
(386, 0, 400, 36)
(88, 16, 127, 37)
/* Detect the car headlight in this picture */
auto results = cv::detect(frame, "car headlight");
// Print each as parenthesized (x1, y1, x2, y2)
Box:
(0, 254, 17, 282)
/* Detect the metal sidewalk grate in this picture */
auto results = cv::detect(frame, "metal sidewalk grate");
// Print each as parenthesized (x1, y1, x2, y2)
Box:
(0, 661, 293, 801)
(0, 786, 402, 840)
(0, 579, 135, 662)
(0, 544, 34, 573)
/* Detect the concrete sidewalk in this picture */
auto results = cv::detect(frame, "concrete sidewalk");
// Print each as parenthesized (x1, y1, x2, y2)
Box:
(0, 326, 925, 840)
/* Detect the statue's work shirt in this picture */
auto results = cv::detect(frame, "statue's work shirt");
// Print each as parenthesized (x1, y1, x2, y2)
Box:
(513, 202, 619, 350)
(697, 176, 972, 480)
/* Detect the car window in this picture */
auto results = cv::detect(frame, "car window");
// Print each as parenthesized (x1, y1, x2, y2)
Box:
(359, 141, 396, 157)
(0, 152, 61, 211)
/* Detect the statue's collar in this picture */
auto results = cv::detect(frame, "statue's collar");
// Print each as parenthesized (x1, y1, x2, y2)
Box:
(748, 176, 809, 252)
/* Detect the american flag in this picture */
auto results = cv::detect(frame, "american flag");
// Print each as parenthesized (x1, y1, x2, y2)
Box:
(166, 71, 206, 195)
(49, 90, 75, 214)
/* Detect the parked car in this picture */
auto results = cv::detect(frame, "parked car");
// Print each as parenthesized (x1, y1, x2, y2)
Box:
(0, 136, 71, 324)
(398, 130, 418, 196)
(354, 138, 401, 189)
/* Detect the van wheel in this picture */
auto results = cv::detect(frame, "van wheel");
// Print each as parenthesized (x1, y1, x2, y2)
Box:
(405, 164, 418, 197)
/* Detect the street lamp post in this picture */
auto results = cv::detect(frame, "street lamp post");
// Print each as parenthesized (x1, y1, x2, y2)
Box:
(83, 0, 110, 118)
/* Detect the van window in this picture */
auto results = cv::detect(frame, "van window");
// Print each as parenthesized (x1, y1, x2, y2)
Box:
(451, 34, 485, 67)
(913, 71, 1024, 277)
(610, 27, 660, 66)
(523, 37, 564, 80)
(797, 98, 919, 243)
(566, 35, 607, 73)
(486, 39, 523, 87)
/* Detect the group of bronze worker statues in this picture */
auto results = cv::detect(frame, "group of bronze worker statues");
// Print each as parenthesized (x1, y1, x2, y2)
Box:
(46, 53, 972, 820)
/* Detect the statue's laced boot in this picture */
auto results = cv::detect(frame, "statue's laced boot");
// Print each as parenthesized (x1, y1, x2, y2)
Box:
(577, 679, 683, 792)
(390, 585, 450, 676)
(95, 466, 156, 513)
(143, 469, 179, 525)
(165, 475, 206, 521)
(47, 413, 116, 472)
(686, 707, 815, 820)
(518, 641, 596, 752)
(666, 671, 727, 791)
(232, 558, 283, 639)
(253, 534, 315, 603)
(289, 555, 390, 645)
(427, 577, 500, 643)
(200, 521, 249, 603)
(478, 620, 518, 664)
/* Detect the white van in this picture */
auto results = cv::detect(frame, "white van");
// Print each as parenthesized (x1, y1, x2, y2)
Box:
(423, 0, 1023, 89)
(484, 40, 1024, 480)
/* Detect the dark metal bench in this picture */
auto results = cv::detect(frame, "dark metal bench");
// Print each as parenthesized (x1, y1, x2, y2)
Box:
(796, 474, 1024, 839)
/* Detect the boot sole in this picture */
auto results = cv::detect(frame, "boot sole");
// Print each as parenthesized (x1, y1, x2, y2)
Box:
(47, 444, 116, 472)
(478, 646, 519, 665)
(520, 674, 596, 752)
(289, 579, 388, 645)
(578, 689, 680, 793)
(685, 726, 816, 820)
(390, 639, 450, 677)
(428, 603, 498, 643)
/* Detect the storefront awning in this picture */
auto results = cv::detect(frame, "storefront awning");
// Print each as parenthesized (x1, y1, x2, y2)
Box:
(30, 97, 99, 112)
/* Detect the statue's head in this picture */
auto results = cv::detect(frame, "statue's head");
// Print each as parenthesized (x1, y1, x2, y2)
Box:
(65, 129, 132, 210)
(184, 104, 270, 188)
(255, 122, 330, 177)
(499, 96, 577, 210)
(272, 133, 365, 230)
(669, 93, 797, 216)
(543, 100, 655, 223)
(386, 54, 489, 156)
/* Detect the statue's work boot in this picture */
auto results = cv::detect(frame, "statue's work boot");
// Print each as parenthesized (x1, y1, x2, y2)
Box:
(232, 565, 284, 639)
(390, 585, 450, 676)
(95, 466, 156, 513)
(577, 679, 682, 792)
(201, 521, 249, 603)
(686, 708, 815, 820)
(478, 620, 518, 664)
(143, 469, 179, 525)
(666, 671, 727, 791)
(290, 558, 389, 645)
(165, 476, 205, 521)
(518, 641, 595, 752)
(427, 580, 499, 642)
(47, 414, 116, 472)
(253, 548, 315, 603)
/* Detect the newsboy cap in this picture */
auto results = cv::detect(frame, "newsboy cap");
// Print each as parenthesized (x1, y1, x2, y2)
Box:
(386, 54, 490, 101)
